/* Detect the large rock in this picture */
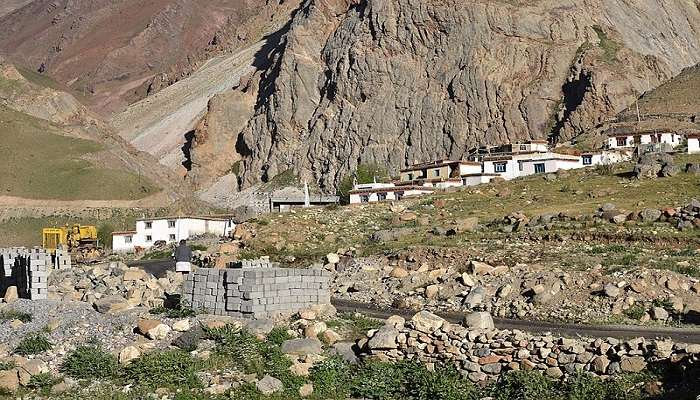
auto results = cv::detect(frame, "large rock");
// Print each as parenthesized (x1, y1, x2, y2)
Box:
(620, 356, 647, 373)
(2, 286, 18, 303)
(470, 261, 494, 276)
(0, 369, 19, 392)
(281, 338, 323, 356)
(639, 208, 662, 222)
(119, 346, 141, 365)
(331, 342, 359, 364)
(256, 375, 283, 395)
(603, 283, 621, 298)
(463, 312, 495, 330)
(367, 326, 399, 349)
(94, 295, 132, 313)
(137, 319, 171, 340)
(411, 311, 445, 333)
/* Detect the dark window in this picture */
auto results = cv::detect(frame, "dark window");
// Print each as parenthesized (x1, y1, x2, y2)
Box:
(582, 155, 593, 165)
(434, 169, 440, 177)
(616, 137, 626, 147)
(520, 145, 528, 151)
(168, 220, 176, 228)
(495, 163, 507, 173)
(360, 195, 370, 203)
(145, 221, 152, 229)
(396, 193, 404, 200)
(125, 236, 132, 244)
(169, 234, 176, 241)
(146, 235, 152, 242)
(518, 161, 524, 171)
(534, 163, 546, 174)
(407, 173, 413, 181)
(377, 193, 387, 201)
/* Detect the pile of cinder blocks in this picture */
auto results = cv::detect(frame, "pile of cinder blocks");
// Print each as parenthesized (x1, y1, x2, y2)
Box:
(1, 247, 71, 300)
(182, 261, 331, 319)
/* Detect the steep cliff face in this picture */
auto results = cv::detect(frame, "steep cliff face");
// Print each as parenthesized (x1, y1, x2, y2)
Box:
(231, 0, 700, 191)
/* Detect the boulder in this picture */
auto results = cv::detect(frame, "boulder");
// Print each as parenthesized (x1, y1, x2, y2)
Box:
(256, 375, 283, 395)
(651, 307, 669, 320)
(456, 217, 479, 232)
(18, 359, 48, 386)
(411, 311, 445, 333)
(367, 326, 400, 349)
(281, 338, 323, 356)
(460, 273, 475, 287)
(464, 286, 486, 308)
(321, 329, 342, 345)
(620, 356, 647, 373)
(326, 253, 340, 264)
(247, 319, 275, 336)
(603, 284, 621, 298)
(299, 383, 314, 397)
(94, 295, 131, 314)
(385, 315, 406, 329)
(470, 261, 493, 275)
(463, 312, 495, 330)
(2, 286, 18, 304)
(390, 267, 409, 279)
(331, 342, 359, 364)
(425, 284, 440, 300)
(119, 346, 141, 365)
(639, 208, 662, 223)
(137, 319, 171, 340)
(0, 369, 19, 392)
(122, 269, 147, 281)
(172, 320, 191, 332)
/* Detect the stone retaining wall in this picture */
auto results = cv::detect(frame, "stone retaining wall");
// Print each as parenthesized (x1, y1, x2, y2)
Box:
(360, 311, 700, 383)
(182, 263, 331, 318)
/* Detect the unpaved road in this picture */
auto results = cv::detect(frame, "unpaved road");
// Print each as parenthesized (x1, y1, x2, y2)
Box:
(332, 298, 700, 344)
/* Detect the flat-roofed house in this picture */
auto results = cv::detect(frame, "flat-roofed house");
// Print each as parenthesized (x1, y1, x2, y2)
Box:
(399, 160, 483, 188)
(348, 182, 434, 204)
(605, 121, 685, 149)
(688, 133, 700, 154)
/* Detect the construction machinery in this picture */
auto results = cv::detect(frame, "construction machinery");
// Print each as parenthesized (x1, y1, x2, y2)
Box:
(42, 224, 103, 261)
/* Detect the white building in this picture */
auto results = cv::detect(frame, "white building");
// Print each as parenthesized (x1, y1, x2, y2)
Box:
(112, 216, 236, 253)
(688, 133, 700, 154)
(482, 151, 582, 180)
(348, 182, 434, 204)
(606, 130, 683, 149)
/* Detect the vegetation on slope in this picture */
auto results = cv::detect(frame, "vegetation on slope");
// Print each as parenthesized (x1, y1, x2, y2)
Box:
(0, 106, 157, 201)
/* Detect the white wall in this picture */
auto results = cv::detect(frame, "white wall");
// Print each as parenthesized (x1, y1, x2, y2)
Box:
(349, 191, 397, 204)
(435, 180, 464, 189)
(461, 175, 497, 187)
(458, 164, 482, 175)
(689, 138, 700, 154)
(116, 218, 234, 253)
(112, 234, 135, 253)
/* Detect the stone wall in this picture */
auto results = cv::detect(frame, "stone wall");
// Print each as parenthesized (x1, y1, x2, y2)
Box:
(360, 311, 700, 383)
(182, 263, 331, 318)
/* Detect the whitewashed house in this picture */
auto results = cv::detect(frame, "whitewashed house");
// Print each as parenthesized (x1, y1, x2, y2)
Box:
(605, 122, 684, 149)
(688, 133, 700, 154)
(348, 182, 434, 204)
(112, 216, 236, 253)
(398, 160, 484, 188)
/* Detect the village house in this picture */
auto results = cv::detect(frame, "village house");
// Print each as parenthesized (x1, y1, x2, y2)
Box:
(688, 133, 700, 154)
(605, 121, 685, 150)
(112, 216, 236, 253)
(348, 182, 434, 204)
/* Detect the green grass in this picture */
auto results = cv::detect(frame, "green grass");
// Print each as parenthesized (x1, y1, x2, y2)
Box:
(0, 310, 32, 323)
(0, 106, 157, 201)
(326, 313, 384, 340)
(13, 333, 53, 356)
(592, 25, 621, 64)
(60, 345, 119, 380)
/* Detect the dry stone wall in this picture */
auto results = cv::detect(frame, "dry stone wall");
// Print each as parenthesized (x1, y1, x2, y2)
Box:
(361, 311, 700, 383)
(182, 262, 331, 318)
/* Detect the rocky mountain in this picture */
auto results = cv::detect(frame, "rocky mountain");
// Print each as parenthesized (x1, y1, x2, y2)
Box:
(0, 0, 279, 115)
(0, 0, 33, 17)
(206, 0, 700, 192)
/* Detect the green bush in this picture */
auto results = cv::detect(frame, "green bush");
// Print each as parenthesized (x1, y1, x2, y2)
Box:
(351, 361, 406, 399)
(623, 304, 646, 320)
(14, 333, 53, 355)
(564, 372, 608, 400)
(492, 370, 556, 400)
(206, 325, 265, 375)
(149, 302, 197, 319)
(123, 350, 201, 389)
(0, 309, 32, 322)
(310, 356, 353, 400)
(27, 372, 61, 395)
(403, 362, 476, 400)
(60, 345, 119, 380)
(0, 361, 16, 371)
(266, 326, 293, 346)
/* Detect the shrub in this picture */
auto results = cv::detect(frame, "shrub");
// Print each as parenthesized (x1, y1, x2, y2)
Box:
(266, 326, 293, 346)
(310, 356, 353, 400)
(0, 310, 32, 322)
(564, 372, 608, 400)
(123, 350, 201, 389)
(206, 325, 265, 375)
(624, 304, 647, 320)
(0, 361, 16, 371)
(351, 361, 406, 399)
(60, 345, 119, 380)
(594, 163, 615, 176)
(27, 372, 61, 394)
(14, 333, 52, 355)
(149, 302, 197, 319)
(403, 362, 477, 400)
(492, 370, 556, 400)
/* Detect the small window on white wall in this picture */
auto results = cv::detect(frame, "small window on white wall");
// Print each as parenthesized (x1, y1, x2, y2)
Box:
(168, 220, 176, 228)
(169, 234, 176, 241)
(146, 235, 152, 242)
(125, 236, 132, 244)
(495, 163, 507, 173)
(145, 221, 152, 229)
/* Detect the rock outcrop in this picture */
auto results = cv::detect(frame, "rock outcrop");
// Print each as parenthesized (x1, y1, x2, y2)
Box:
(229, 0, 700, 191)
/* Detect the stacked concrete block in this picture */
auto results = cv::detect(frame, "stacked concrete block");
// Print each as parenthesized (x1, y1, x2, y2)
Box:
(0, 247, 65, 300)
(27, 250, 49, 300)
(53, 249, 72, 270)
(228, 258, 275, 269)
(183, 262, 331, 319)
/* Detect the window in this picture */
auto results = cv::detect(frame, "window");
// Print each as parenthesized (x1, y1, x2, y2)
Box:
(534, 163, 545, 174)
(407, 173, 413, 181)
(582, 155, 593, 165)
(169, 234, 176, 241)
(616, 137, 626, 147)
(360, 195, 370, 203)
(168, 220, 176, 228)
(377, 193, 387, 201)
(518, 161, 524, 172)
(146, 235, 152, 242)
(494, 162, 507, 173)
(434, 169, 440, 177)
(396, 193, 404, 201)
(125, 236, 132, 244)
(145, 221, 152, 229)
(520, 144, 528, 151)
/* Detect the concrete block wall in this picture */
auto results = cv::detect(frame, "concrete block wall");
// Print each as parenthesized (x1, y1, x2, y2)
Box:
(183, 264, 331, 318)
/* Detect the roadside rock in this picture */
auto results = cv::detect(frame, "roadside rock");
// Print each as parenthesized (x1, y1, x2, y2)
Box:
(256, 375, 283, 395)
(94, 295, 132, 314)
(281, 338, 323, 356)
(463, 312, 495, 330)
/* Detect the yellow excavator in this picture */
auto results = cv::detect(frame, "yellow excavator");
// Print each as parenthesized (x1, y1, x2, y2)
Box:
(42, 224, 103, 261)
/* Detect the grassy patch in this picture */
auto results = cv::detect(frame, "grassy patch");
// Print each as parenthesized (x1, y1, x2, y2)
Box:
(0, 106, 157, 201)
(14, 333, 52, 355)
(0, 310, 32, 323)
(326, 313, 384, 340)
(123, 350, 202, 389)
(60, 345, 119, 380)
(592, 25, 621, 64)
